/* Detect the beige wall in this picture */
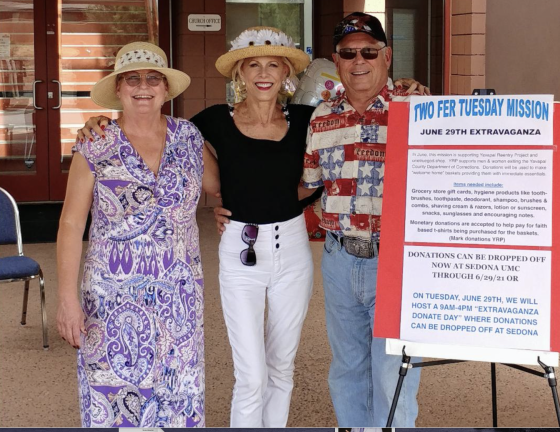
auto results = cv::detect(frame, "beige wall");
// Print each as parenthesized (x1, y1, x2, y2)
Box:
(486, 0, 560, 100)
(173, 0, 227, 122)
(450, 0, 486, 95)
(173, 0, 227, 208)
(314, 0, 344, 59)
(344, 0, 385, 24)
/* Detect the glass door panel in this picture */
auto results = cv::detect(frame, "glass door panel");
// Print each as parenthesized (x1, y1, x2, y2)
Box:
(0, 1, 36, 174)
(386, 0, 444, 95)
(0, 0, 49, 201)
(51, 0, 156, 198)
(1, 0, 162, 201)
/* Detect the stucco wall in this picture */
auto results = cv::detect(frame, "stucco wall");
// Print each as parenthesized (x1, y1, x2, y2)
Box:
(486, 0, 560, 100)
(450, 0, 486, 95)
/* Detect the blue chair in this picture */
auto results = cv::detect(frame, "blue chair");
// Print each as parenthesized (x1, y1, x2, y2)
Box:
(0, 187, 49, 349)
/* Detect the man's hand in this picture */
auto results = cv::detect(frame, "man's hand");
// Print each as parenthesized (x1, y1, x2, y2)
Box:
(394, 78, 431, 96)
(57, 297, 87, 349)
(214, 206, 232, 235)
(77, 116, 111, 143)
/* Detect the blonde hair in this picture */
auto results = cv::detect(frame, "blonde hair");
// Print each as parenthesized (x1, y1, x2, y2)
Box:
(231, 57, 296, 102)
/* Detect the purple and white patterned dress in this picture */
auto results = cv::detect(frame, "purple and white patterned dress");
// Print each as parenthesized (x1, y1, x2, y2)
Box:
(73, 116, 205, 427)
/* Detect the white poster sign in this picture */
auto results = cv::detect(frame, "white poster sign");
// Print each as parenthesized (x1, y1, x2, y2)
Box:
(400, 246, 551, 351)
(408, 95, 554, 145)
(405, 149, 553, 246)
(387, 95, 559, 360)
(385, 339, 559, 366)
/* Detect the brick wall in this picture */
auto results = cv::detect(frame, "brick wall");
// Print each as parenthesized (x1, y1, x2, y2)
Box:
(173, 0, 226, 207)
(450, 0, 486, 95)
(173, 0, 227, 120)
(485, 0, 560, 99)
(314, 0, 387, 60)
(313, 0, 344, 59)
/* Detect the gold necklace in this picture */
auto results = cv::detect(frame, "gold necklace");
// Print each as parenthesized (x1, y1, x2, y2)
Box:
(120, 115, 166, 177)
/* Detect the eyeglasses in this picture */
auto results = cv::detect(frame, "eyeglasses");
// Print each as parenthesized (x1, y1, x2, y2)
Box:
(240, 224, 258, 266)
(120, 73, 165, 87)
(337, 46, 386, 60)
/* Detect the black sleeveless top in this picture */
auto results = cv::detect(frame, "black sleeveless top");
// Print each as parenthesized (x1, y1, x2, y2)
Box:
(190, 104, 319, 224)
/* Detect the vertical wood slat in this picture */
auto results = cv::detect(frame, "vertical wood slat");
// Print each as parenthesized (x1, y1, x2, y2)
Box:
(145, 0, 154, 43)
(152, 0, 159, 44)
(144, 0, 159, 44)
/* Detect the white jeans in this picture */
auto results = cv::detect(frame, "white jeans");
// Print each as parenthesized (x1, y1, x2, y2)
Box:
(218, 214, 314, 427)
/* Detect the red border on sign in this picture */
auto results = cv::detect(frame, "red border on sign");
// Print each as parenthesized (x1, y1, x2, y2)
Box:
(551, 104, 559, 352)
(374, 102, 410, 338)
(374, 102, 560, 353)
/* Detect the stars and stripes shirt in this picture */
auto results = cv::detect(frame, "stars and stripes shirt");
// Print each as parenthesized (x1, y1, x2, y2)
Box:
(302, 78, 411, 241)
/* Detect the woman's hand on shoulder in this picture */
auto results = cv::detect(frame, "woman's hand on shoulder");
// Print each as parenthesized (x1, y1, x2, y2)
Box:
(57, 296, 86, 349)
(214, 205, 231, 235)
(77, 116, 111, 143)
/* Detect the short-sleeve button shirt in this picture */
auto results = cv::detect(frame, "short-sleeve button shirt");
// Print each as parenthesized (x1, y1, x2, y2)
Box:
(302, 78, 411, 241)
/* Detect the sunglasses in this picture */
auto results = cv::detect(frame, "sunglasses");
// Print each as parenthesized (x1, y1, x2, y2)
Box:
(120, 73, 165, 87)
(240, 224, 259, 266)
(337, 46, 385, 60)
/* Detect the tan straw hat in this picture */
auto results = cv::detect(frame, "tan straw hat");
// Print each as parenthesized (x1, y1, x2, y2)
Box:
(215, 27, 310, 77)
(91, 41, 191, 110)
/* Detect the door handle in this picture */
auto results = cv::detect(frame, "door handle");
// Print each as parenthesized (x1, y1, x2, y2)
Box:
(32, 80, 43, 110)
(52, 80, 62, 109)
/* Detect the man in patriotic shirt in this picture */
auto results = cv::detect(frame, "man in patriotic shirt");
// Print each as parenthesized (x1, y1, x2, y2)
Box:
(302, 12, 422, 426)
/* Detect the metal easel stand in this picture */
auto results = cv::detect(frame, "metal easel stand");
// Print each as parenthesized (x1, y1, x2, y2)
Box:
(386, 346, 560, 427)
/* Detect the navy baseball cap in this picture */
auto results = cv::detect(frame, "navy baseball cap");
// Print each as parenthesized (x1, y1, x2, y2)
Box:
(333, 12, 388, 51)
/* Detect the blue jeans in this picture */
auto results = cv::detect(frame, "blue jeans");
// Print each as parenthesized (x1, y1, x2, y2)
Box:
(322, 232, 421, 426)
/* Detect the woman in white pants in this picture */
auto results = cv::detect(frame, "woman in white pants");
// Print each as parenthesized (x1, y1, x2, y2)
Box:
(217, 215, 313, 426)
(190, 27, 318, 426)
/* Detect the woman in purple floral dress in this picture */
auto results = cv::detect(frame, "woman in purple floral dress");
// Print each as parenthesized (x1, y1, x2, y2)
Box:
(56, 42, 219, 427)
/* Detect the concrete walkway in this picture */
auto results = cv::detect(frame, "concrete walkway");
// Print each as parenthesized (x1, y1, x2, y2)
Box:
(0, 208, 558, 427)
